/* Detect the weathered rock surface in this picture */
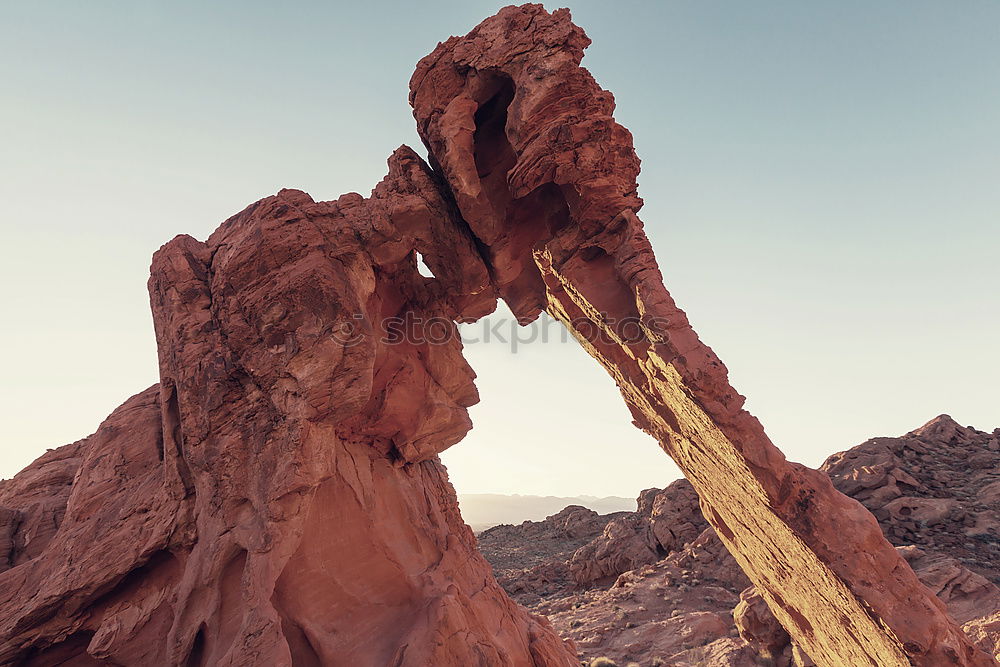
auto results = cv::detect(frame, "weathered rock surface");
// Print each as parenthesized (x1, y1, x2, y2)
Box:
(736, 545, 1000, 667)
(822, 415, 1000, 584)
(734, 587, 814, 666)
(542, 528, 753, 666)
(0, 150, 576, 666)
(569, 482, 708, 588)
(410, 4, 992, 664)
(0, 439, 88, 572)
(478, 481, 709, 600)
(479, 506, 623, 606)
(968, 613, 1000, 662)
(0, 3, 994, 666)
(480, 417, 1000, 665)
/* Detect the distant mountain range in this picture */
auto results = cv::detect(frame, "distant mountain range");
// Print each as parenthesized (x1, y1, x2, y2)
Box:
(457, 493, 637, 532)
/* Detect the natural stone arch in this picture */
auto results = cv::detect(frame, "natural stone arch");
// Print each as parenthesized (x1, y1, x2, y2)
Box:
(0, 5, 992, 667)
(410, 5, 991, 665)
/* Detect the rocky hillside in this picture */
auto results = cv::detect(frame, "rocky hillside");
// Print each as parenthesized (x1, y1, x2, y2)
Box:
(477, 415, 1000, 666)
(459, 494, 635, 533)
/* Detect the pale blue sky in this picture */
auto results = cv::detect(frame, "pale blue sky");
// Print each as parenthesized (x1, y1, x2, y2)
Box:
(1, 2, 997, 496)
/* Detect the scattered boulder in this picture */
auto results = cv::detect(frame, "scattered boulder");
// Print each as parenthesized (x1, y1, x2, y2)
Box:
(479, 505, 621, 604)
(569, 481, 708, 587)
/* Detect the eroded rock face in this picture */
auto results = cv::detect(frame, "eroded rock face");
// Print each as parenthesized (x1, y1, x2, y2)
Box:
(733, 588, 800, 664)
(410, 4, 992, 665)
(479, 416, 1000, 665)
(738, 546, 1000, 667)
(569, 481, 708, 587)
(477, 505, 622, 606)
(0, 150, 575, 665)
(532, 527, 752, 666)
(822, 414, 1000, 583)
(0, 439, 88, 573)
(0, 4, 993, 666)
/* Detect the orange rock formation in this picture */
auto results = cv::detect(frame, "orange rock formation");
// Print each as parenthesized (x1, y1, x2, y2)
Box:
(410, 5, 993, 665)
(0, 4, 992, 666)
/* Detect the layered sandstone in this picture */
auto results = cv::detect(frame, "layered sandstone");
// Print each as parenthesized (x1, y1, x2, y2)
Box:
(479, 415, 1000, 667)
(0, 153, 576, 665)
(0, 4, 992, 666)
(410, 5, 992, 665)
(479, 416, 1000, 665)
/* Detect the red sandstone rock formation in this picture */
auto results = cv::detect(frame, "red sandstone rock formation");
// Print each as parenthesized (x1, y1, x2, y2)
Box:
(736, 545, 1000, 667)
(569, 482, 707, 588)
(0, 4, 994, 666)
(478, 505, 621, 605)
(822, 414, 1000, 577)
(541, 527, 754, 665)
(0, 152, 576, 665)
(479, 415, 1000, 665)
(410, 5, 994, 664)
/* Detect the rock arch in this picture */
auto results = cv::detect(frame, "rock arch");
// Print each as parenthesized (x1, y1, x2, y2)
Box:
(409, 6, 992, 665)
(0, 5, 992, 666)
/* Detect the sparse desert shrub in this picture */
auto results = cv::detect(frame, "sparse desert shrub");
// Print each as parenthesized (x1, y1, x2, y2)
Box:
(589, 658, 618, 667)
